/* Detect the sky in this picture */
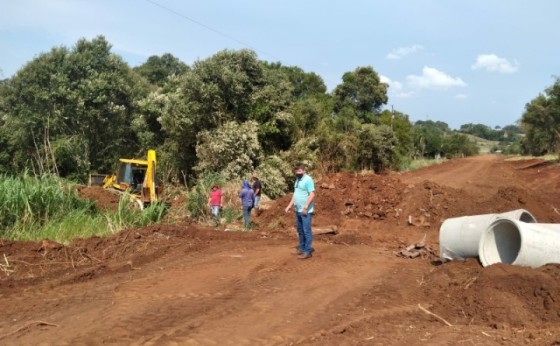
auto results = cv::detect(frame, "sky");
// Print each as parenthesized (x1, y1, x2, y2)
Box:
(1, 0, 559, 130)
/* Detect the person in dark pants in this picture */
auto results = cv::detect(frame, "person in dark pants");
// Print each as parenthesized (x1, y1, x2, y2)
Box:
(251, 173, 262, 216)
(239, 180, 254, 229)
(284, 163, 315, 259)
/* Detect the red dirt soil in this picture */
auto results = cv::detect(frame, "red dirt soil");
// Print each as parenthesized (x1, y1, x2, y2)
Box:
(2, 155, 560, 345)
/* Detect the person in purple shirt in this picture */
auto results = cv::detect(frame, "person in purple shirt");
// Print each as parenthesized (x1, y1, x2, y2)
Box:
(239, 180, 254, 229)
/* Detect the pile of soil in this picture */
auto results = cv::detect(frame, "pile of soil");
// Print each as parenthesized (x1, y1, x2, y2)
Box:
(423, 259, 560, 328)
(260, 172, 405, 230)
(75, 185, 121, 211)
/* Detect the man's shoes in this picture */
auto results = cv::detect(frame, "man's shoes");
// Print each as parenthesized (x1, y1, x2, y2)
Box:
(297, 253, 312, 260)
(292, 247, 315, 255)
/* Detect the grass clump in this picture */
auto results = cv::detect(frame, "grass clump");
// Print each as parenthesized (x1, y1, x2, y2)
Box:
(0, 174, 168, 244)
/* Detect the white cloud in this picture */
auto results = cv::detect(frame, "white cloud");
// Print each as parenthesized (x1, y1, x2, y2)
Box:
(395, 91, 415, 98)
(386, 44, 423, 60)
(455, 94, 468, 99)
(380, 75, 414, 98)
(407, 66, 466, 89)
(380, 75, 402, 90)
(471, 54, 519, 74)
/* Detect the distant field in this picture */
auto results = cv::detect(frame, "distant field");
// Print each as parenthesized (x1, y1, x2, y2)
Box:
(463, 133, 499, 153)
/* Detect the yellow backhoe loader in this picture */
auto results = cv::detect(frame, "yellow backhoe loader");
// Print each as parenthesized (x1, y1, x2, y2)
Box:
(93, 150, 159, 209)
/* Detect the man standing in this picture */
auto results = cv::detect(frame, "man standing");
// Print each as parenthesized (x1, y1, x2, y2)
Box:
(239, 180, 254, 229)
(284, 163, 315, 260)
(252, 173, 262, 216)
(207, 184, 223, 226)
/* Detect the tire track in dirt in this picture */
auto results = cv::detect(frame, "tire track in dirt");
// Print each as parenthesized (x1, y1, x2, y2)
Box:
(297, 258, 439, 345)
(56, 242, 400, 344)
(161, 245, 398, 345)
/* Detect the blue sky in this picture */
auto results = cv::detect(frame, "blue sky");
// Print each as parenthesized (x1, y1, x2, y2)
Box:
(1, 0, 559, 129)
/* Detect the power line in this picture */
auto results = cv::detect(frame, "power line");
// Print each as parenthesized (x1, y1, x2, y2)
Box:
(144, 0, 280, 61)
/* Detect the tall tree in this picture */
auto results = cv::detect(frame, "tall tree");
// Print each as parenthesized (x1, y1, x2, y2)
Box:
(2, 36, 144, 178)
(332, 66, 388, 122)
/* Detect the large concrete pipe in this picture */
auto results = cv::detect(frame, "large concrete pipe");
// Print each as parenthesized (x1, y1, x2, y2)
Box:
(439, 209, 536, 260)
(479, 219, 560, 268)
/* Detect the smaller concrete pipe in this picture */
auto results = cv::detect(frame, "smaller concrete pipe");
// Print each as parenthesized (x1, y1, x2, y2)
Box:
(479, 219, 560, 268)
(439, 209, 536, 260)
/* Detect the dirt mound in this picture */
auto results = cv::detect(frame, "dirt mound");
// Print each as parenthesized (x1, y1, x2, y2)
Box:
(424, 259, 560, 328)
(0, 222, 284, 289)
(76, 185, 121, 211)
(260, 172, 405, 229)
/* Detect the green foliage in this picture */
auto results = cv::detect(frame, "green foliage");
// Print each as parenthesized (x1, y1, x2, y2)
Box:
(521, 78, 560, 156)
(413, 121, 446, 158)
(52, 136, 90, 181)
(459, 122, 522, 143)
(2, 36, 145, 179)
(261, 62, 327, 99)
(333, 66, 388, 120)
(255, 155, 292, 199)
(290, 94, 333, 140)
(221, 206, 242, 224)
(378, 110, 414, 168)
(133, 53, 189, 86)
(357, 124, 399, 172)
(459, 123, 495, 140)
(0, 173, 94, 231)
(195, 121, 263, 180)
(315, 117, 359, 173)
(441, 133, 479, 157)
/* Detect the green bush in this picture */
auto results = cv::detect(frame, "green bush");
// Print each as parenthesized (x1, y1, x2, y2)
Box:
(255, 155, 291, 199)
(194, 121, 263, 180)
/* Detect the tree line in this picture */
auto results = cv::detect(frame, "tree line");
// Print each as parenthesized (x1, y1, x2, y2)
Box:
(0, 36, 537, 197)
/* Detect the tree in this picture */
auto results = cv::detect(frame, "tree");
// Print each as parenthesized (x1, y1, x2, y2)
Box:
(289, 94, 333, 140)
(357, 124, 398, 172)
(332, 66, 388, 122)
(413, 121, 447, 158)
(441, 133, 479, 158)
(379, 109, 414, 166)
(459, 123, 494, 140)
(521, 77, 560, 156)
(1, 36, 144, 178)
(134, 53, 189, 87)
(261, 62, 327, 99)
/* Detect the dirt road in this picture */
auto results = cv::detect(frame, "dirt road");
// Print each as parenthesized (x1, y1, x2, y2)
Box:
(2, 155, 560, 345)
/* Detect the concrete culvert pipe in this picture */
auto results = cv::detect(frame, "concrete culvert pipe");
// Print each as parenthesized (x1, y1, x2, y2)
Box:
(439, 209, 536, 260)
(479, 219, 560, 268)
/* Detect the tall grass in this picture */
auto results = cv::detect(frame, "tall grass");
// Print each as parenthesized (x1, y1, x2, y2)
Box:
(0, 174, 168, 243)
(105, 195, 169, 234)
(0, 173, 94, 230)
